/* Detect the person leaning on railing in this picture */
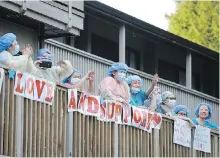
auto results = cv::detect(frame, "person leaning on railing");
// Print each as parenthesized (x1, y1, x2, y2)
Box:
(144, 86, 162, 111)
(0, 33, 35, 73)
(191, 103, 218, 129)
(125, 74, 159, 109)
(61, 69, 95, 94)
(98, 62, 130, 105)
(32, 48, 73, 83)
(171, 105, 195, 127)
(155, 91, 177, 116)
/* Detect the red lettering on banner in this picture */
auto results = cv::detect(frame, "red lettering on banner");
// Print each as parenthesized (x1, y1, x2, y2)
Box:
(115, 103, 122, 122)
(78, 94, 86, 110)
(99, 102, 106, 120)
(146, 112, 153, 130)
(123, 105, 131, 123)
(107, 102, 115, 119)
(68, 90, 77, 109)
(26, 77, 34, 94)
(35, 79, 46, 99)
(15, 72, 24, 93)
(140, 110, 147, 127)
(45, 83, 53, 103)
(133, 108, 142, 123)
(87, 96, 99, 114)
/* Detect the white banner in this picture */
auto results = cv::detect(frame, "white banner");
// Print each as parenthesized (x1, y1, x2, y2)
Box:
(173, 118, 191, 148)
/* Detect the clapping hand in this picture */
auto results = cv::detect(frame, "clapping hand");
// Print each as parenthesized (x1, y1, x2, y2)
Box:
(21, 44, 33, 56)
(57, 60, 67, 68)
(152, 73, 159, 86)
(86, 71, 95, 81)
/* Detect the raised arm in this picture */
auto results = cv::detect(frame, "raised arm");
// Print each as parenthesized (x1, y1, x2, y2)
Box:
(146, 74, 159, 96)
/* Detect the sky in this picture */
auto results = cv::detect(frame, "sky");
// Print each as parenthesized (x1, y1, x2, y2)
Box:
(97, 0, 176, 30)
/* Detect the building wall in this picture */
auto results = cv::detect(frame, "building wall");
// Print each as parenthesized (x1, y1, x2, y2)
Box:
(74, 15, 219, 97)
(0, 19, 38, 54)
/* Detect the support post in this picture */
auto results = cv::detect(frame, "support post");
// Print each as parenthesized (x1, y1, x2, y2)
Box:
(190, 127, 196, 157)
(66, 0, 72, 31)
(15, 96, 23, 157)
(153, 129, 160, 157)
(39, 23, 45, 48)
(66, 112, 73, 157)
(119, 24, 126, 63)
(186, 50, 192, 88)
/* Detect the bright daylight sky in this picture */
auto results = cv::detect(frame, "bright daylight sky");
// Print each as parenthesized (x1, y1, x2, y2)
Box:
(97, 0, 176, 30)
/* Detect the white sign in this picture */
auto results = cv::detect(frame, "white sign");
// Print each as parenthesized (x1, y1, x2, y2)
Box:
(173, 118, 191, 148)
(193, 125, 211, 153)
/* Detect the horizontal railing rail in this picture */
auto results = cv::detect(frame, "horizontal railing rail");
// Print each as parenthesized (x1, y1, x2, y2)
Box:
(45, 39, 219, 124)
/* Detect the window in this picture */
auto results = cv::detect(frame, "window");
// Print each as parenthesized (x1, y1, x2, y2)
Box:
(126, 47, 140, 70)
(91, 34, 119, 62)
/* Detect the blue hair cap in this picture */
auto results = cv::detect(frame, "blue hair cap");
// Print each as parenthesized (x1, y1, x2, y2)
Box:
(107, 62, 128, 76)
(0, 33, 16, 52)
(194, 103, 212, 120)
(126, 75, 142, 86)
(172, 105, 190, 117)
(62, 69, 81, 83)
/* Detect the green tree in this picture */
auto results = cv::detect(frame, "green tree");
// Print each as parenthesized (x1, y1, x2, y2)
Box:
(166, 1, 219, 52)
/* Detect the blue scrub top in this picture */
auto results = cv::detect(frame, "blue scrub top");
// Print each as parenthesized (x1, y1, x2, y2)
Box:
(191, 118, 218, 129)
(130, 90, 147, 106)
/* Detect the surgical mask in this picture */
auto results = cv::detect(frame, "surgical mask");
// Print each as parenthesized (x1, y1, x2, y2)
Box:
(71, 78, 81, 84)
(117, 72, 126, 82)
(131, 87, 140, 94)
(13, 44, 20, 55)
(167, 100, 176, 109)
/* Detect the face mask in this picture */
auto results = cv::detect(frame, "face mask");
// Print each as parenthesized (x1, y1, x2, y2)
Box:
(167, 99, 176, 109)
(117, 72, 126, 82)
(13, 44, 20, 55)
(71, 78, 81, 84)
(131, 87, 140, 94)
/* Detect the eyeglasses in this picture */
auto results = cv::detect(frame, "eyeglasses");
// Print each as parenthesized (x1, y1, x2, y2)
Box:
(177, 112, 186, 116)
(166, 97, 176, 100)
(118, 70, 126, 74)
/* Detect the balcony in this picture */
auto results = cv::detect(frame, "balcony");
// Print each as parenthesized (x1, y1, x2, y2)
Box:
(0, 39, 219, 157)
(45, 39, 219, 125)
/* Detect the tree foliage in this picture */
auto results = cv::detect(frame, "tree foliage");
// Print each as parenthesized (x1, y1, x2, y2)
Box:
(166, 1, 219, 52)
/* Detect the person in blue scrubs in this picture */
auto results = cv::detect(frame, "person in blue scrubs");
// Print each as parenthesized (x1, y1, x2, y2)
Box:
(125, 74, 158, 107)
(191, 103, 218, 129)
(172, 105, 190, 117)
(172, 105, 195, 127)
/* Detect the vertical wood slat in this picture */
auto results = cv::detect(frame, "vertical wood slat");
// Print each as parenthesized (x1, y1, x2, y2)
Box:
(0, 73, 5, 155)
(4, 78, 10, 156)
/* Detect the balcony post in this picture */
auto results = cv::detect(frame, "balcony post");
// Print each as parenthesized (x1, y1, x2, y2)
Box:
(66, 112, 73, 157)
(190, 127, 196, 157)
(153, 129, 160, 157)
(119, 24, 126, 63)
(186, 50, 192, 88)
(15, 96, 23, 157)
